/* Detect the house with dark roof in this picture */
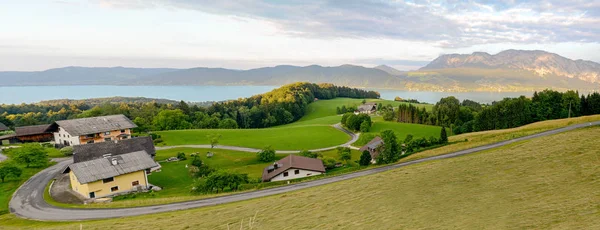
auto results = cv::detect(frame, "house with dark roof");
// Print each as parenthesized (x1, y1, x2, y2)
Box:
(0, 124, 56, 144)
(358, 136, 384, 164)
(356, 102, 377, 114)
(72, 136, 155, 163)
(262, 155, 326, 182)
(50, 114, 137, 147)
(63, 137, 158, 199)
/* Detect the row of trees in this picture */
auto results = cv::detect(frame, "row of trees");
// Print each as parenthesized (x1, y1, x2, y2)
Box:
(341, 113, 372, 132)
(383, 90, 600, 135)
(1, 83, 379, 132)
(368, 127, 449, 165)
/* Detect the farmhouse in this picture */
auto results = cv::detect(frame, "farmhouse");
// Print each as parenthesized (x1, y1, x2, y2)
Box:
(262, 155, 326, 182)
(0, 124, 55, 144)
(359, 136, 384, 164)
(64, 137, 158, 199)
(356, 103, 377, 114)
(51, 114, 137, 147)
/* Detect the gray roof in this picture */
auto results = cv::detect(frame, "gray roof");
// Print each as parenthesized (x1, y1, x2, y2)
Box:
(55, 114, 137, 136)
(357, 104, 376, 112)
(73, 136, 155, 163)
(68, 150, 158, 184)
(15, 124, 54, 136)
(0, 122, 8, 131)
(262, 155, 326, 182)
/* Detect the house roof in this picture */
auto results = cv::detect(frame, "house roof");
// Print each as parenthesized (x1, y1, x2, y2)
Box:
(67, 150, 158, 184)
(15, 124, 54, 136)
(54, 114, 137, 136)
(261, 155, 326, 182)
(0, 122, 8, 131)
(359, 136, 384, 159)
(0, 133, 16, 141)
(357, 103, 376, 112)
(73, 136, 155, 163)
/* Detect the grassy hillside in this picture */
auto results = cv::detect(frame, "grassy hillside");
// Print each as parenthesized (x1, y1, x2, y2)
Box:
(354, 116, 442, 146)
(4, 121, 600, 229)
(156, 126, 350, 150)
(298, 98, 432, 122)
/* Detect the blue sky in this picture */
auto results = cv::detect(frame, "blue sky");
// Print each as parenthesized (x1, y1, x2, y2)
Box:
(1, 0, 599, 71)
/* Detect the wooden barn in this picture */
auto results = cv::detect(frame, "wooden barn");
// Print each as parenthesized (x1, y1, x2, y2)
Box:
(0, 124, 56, 144)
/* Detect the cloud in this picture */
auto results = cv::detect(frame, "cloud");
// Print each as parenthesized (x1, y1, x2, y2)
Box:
(96, 0, 600, 48)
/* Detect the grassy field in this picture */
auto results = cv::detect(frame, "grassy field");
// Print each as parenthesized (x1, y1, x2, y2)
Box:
(399, 114, 600, 163)
(4, 122, 600, 229)
(354, 116, 442, 146)
(157, 125, 350, 150)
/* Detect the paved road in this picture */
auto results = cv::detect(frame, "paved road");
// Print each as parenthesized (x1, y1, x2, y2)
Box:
(10, 121, 600, 221)
(156, 123, 360, 153)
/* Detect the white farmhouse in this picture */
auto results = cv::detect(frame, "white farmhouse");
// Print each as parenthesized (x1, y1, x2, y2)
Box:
(261, 155, 326, 182)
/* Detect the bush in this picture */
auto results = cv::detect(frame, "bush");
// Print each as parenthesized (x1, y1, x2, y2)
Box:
(41, 142, 54, 148)
(257, 146, 276, 162)
(360, 120, 371, 132)
(191, 156, 203, 167)
(177, 152, 187, 160)
(191, 171, 249, 194)
(322, 157, 337, 169)
(153, 138, 163, 144)
(149, 133, 161, 140)
(298, 150, 320, 158)
(60, 146, 74, 156)
(195, 165, 215, 178)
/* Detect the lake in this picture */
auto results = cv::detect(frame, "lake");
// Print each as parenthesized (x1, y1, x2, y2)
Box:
(0, 85, 532, 105)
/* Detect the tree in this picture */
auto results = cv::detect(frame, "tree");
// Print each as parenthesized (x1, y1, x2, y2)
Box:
(440, 126, 448, 144)
(152, 109, 192, 131)
(299, 150, 319, 158)
(433, 96, 460, 126)
(360, 120, 371, 132)
(218, 118, 238, 129)
(361, 99, 367, 104)
(359, 150, 372, 166)
(206, 133, 221, 148)
(191, 156, 203, 167)
(337, 147, 352, 163)
(177, 152, 187, 160)
(13, 144, 48, 168)
(0, 163, 22, 182)
(193, 171, 249, 193)
(378, 130, 400, 164)
(322, 157, 337, 169)
(382, 110, 395, 121)
(403, 134, 413, 144)
(257, 146, 276, 162)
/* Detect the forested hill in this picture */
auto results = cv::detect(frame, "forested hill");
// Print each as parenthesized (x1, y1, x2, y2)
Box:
(0, 82, 379, 131)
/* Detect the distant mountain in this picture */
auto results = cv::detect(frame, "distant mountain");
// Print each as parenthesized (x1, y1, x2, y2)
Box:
(1, 50, 599, 92)
(411, 50, 600, 91)
(0, 66, 179, 86)
(374, 65, 405, 76)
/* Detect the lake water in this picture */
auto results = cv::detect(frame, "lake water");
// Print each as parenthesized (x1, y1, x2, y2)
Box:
(0, 85, 532, 105)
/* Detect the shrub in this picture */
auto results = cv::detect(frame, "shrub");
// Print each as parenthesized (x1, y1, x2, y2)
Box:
(360, 120, 371, 132)
(149, 133, 161, 140)
(298, 150, 320, 158)
(0, 163, 22, 182)
(153, 138, 163, 144)
(177, 152, 187, 160)
(336, 147, 352, 163)
(440, 126, 448, 143)
(257, 146, 276, 162)
(191, 156, 203, 167)
(322, 157, 337, 169)
(195, 165, 215, 178)
(60, 146, 74, 156)
(191, 171, 249, 194)
(41, 142, 54, 148)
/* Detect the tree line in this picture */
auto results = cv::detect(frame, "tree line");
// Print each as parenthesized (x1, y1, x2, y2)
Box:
(382, 90, 600, 135)
(0, 82, 379, 132)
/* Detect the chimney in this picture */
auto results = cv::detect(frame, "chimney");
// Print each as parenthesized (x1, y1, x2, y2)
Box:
(111, 158, 118, 166)
(273, 162, 278, 169)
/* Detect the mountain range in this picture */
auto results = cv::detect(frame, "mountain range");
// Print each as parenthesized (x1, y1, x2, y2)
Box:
(1, 50, 599, 92)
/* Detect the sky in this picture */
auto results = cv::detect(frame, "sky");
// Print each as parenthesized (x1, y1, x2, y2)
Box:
(1, 0, 599, 71)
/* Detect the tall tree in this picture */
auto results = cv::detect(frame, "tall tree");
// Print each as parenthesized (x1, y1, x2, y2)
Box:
(440, 126, 448, 144)
(378, 130, 400, 164)
(13, 144, 48, 168)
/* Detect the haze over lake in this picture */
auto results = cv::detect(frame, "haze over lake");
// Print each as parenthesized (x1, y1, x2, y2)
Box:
(0, 85, 530, 105)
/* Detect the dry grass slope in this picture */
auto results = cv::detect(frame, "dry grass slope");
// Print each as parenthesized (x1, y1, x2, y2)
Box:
(3, 121, 600, 229)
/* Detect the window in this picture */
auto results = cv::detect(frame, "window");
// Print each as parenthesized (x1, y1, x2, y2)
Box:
(122, 136, 128, 139)
(121, 129, 126, 133)
(294, 169, 300, 175)
(132, 181, 140, 186)
(87, 140, 94, 144)
(104, 137, 112, 141)
(105, 131, 111, 135)
(283, 172, 289, 177)
(89, 192, 95, 198)
(110, 186, 119, 192)
(102, 177, 114, 183)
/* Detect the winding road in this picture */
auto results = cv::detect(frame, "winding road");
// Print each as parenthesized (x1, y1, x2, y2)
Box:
(9, 121, 600, 221)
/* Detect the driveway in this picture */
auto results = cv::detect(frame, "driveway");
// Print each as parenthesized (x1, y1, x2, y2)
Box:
(10, 121, 600, 221)
(156, 123, 360, 153)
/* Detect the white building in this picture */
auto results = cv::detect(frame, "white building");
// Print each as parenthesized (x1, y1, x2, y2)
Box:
(261, 155, 326, 182)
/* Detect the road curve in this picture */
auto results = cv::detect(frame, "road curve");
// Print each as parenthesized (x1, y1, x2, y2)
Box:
(155, 123, 360, 153)
(10, 121, 600, 221)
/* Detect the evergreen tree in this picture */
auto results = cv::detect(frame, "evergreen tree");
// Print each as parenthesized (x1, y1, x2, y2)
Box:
(440, 126, 448, 144)
(359, 150, 372, 166)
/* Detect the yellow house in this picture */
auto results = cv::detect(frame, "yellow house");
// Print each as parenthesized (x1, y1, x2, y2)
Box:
(65, 150, 158, 199)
